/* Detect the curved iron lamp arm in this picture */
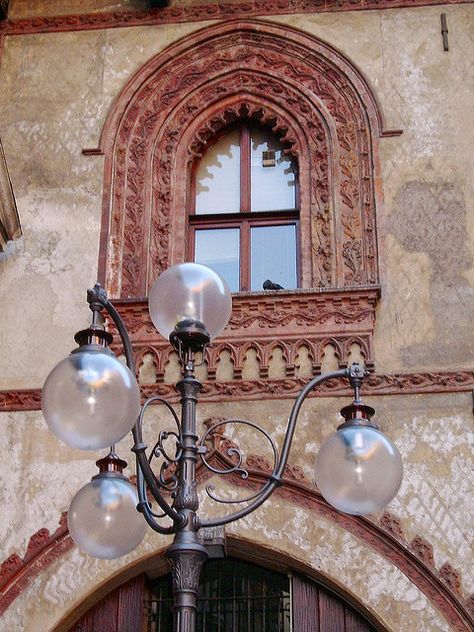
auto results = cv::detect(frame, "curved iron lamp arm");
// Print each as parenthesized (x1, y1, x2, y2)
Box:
(92, 287, 183, 529)
(201, 367, 349, 528)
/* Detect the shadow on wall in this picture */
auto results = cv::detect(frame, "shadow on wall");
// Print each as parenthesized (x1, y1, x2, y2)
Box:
(390, 181, 474, 366)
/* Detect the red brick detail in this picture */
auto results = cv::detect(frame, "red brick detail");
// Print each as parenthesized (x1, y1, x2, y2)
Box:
(410, 534, 435, 567)
(199, 429, 474, 631)
(1, 1, 472, 36)
(2, 368, 474, 411)
(379, 511, 406, 542)
(465, 594, 474, 618)
(439, 563, 463, 596)
(0, 389, 42, 411)
(0, 443, 472, 631)
(0, 513, 73, 615)
(94, 20, 387, 299)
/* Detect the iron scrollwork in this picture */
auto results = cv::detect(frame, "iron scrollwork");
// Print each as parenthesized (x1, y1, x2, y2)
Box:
(199, 419, 279, 505)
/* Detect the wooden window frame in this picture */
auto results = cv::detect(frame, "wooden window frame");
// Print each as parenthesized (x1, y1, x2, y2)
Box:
(189, 123, 300, 292)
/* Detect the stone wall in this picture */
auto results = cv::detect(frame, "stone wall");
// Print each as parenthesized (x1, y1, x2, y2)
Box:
(0, 3, 473, 631)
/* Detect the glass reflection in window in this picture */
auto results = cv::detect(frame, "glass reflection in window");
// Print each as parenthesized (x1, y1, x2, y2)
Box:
(251, 225, 296, 291)
(250, 127, 296, 212)
(194, 228, 240, 292)
(195, 130, 240, 215)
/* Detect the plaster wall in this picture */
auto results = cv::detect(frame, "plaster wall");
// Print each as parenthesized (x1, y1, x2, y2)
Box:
(0, 5, 473, 631)
(0, 392, 472, 630)
(0, 6, 473, 388)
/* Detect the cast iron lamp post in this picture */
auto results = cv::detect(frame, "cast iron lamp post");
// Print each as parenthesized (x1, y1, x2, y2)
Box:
(42, 263, 403, 632)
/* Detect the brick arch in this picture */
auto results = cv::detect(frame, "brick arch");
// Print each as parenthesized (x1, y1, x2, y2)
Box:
(1, 449, 473, 631)
(97, 19, 389, 299)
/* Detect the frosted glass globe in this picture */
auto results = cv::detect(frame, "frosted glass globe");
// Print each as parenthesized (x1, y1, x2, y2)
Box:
(68, 474, 147, 559)
(42, 350, 141, 450)
(315, 425, 403, 515)
(148, 263, 232, 340)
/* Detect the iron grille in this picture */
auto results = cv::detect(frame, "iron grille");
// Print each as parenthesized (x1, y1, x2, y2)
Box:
(145, 558, 291, 632)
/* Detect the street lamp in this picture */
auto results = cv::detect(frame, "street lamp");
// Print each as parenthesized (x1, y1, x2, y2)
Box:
(42, 263, 403, 632)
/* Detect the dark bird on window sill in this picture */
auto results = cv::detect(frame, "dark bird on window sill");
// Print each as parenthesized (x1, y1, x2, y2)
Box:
(263, 279, 284, 290)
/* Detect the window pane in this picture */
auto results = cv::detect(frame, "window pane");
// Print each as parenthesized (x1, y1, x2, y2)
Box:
(195, 228, 240, 292)
(250, 127, 296, 212)
(251, 225, 296, 291)
(195, 130, 240, 214)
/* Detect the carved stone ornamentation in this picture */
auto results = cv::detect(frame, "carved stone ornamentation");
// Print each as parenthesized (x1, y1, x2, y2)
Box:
(1, 1, 470, 36)
(465, 595, 474, 618)
(0, 512, 72, 615)
(2, 369, 474, 411)
(379, 511, 406, 542)
(439, 562, 463, 596)
(89, 21, 389, 299)
(410, 534, 435, 567)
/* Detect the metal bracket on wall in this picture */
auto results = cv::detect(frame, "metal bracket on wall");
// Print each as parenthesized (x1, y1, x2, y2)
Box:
(441, 14, 449, 52)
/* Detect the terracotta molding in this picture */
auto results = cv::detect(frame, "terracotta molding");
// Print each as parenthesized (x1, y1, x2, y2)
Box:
(97, 20, 384, 297)
(198, 429, 474, 631)
(0, 388, 42, 411)
(0, 513, 73, 615)
(1, 369, 474, 412)
(109, 290, 380, 374)
(0, 437, 472, 630)
(1, 1, 472, 36)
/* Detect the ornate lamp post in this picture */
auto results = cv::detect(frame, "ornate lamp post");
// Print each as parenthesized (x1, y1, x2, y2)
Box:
(42, 263, 403, 632)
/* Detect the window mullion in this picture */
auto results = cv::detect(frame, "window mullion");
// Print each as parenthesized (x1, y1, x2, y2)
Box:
(240, 126, 251, 213)
(240, 221, 250, 291)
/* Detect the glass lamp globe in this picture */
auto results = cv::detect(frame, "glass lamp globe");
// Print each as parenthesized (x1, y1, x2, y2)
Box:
(148, 263, 232, 341)
(68, 473, 147, 559)
(315, 425, 403, 515)
(42, 350, 141, 450)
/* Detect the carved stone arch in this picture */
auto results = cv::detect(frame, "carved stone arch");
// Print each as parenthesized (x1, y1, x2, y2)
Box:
(343, 335, 370, 363)
(319, 336, 344, 365)
(207, 342, 238, 376)
(264, 341, 291, 368)
(237, 340, 265, 367)
(290, 338, 318, 364)
(97, 19, 389, 299)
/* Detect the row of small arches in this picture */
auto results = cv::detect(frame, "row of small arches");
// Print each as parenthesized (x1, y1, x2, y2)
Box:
(135, 341, 366, 385)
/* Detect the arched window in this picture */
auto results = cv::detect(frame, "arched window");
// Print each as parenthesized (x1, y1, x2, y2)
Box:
(67, 558, 381, 631)
(190, 123, 299, 292)
(99, 21, 388, 380)
(146, 558, 291, 631)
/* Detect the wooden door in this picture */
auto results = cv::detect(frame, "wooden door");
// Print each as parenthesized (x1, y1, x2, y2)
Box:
(67, 563, 379, 632)
(292, 573, 377, 632)
(68, 575, 145, 632)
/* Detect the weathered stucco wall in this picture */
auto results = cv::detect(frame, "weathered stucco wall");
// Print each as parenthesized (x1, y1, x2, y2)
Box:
(0, 6, 473, 388)
(0, 4, 473, 631)
(0, 392, 472, 630)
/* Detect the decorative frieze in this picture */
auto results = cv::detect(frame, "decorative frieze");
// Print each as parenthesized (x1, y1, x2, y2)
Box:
(1, 0, 472, 35)
(1, 369, 474, 411)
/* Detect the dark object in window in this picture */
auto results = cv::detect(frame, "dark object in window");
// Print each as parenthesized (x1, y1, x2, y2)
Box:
(262, 150, 276, 167)
(263, 279, 284, 290)
(147, 0, 169, 8)
(0, 1, 9, 21)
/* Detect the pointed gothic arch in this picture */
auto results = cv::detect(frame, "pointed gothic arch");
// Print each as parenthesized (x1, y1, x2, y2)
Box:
(96, 19, 391, 299)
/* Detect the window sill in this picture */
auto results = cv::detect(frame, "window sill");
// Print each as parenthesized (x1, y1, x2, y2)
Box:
(110, 286, 380, 398)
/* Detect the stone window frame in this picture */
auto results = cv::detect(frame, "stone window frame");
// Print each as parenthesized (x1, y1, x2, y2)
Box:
(89, 19, 401, 390)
